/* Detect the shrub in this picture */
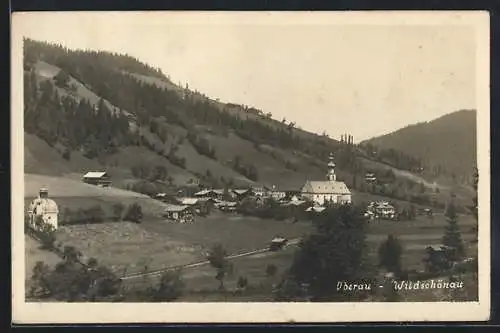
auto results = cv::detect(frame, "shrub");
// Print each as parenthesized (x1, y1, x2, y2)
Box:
(124, 203, 143, 223)
(112, 203, 125, 222)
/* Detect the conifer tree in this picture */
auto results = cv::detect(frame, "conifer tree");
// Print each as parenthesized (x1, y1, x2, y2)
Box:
(442, 201, 465, 262)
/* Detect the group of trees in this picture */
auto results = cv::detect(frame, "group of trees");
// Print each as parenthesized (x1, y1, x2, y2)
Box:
(28, 246, 121, 301)
(131, 164, 173, 184)
(186, 131, 217, 159)
(24, 70, 133, 158)
(60, 203, 143, 225)
(231, 155, 258, 181)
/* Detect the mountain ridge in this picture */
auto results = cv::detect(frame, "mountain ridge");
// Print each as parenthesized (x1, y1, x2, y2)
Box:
(22, 38, 474, 209)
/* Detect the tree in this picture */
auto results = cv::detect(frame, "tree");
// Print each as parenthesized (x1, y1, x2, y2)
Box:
(279, 205, 369, 301)
(112, 203, 125, 222)
(442, 201, 465, 262)
(471, 167, 478, 238)
(237, 276, 248, 290)
(207, 244, 232, 290)
(53, 69, 70, 88)
(124, 203, 143, 223)
(265, 264, 278, 278)
(378, 235, 403, 275)
(28, 261, 51, 298)
(152, 270, 185, 301)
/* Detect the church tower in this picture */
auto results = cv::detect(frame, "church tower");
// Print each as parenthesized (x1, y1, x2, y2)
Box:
(327, 153, 336, 181)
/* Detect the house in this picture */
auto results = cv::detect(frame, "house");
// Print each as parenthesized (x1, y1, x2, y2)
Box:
(367, 201, 396, 219)
(300, 153, 352, 206)
(305, 206, 326, 214)
(215, 200, 238, 212)
(83, 171, 112, 187)
(365, 173, 377, 183)
(163, 204, 194, 223)
(269, 186, 286, 201)
(154, 193, 167, 200)
(176, 197, 199, 206)
(251, 185, 270, 197)
(195, 197, 216, 215)
(27, 188, 59, 230)
(194, 189, 233, 201)
(232, 188, 254, 201)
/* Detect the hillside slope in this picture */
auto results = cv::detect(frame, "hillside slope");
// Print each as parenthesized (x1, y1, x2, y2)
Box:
(22, 38, 474, 209)
(362, 110, 477, 181)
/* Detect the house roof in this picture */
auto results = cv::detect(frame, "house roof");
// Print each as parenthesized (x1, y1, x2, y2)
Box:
(233, 189, 251, 195)
(215, 201, 237, 207)
(177, 197, 198, 205)
(194, 189, 213, 196)
(212, 189, 225, 195)
(284, 198, 307, 206)
(301, 180, 351, 195)
(164, 204, 190, 212)
(305, 206, 326, 213)
(83, 171, 108, 179)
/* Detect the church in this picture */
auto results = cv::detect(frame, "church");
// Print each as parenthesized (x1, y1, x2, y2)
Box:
(27, 187, 59, 231)
(300, 153, 352, 206)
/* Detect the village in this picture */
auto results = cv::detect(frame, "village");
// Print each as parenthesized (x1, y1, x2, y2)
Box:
(27, 152, 412, 234)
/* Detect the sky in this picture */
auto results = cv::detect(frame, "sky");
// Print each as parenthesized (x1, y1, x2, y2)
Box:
(14, 12, 478, 142)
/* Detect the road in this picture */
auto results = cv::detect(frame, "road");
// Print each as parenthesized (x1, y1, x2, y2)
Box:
(120, 238, 301, 281)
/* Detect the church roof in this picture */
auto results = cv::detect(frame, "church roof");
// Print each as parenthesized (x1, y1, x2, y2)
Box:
(28, 198, 59, 214)
(301, 180, 351, 195)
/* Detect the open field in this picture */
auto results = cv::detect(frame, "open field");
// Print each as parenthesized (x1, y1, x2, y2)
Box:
(25, 174, 149, 198)
(48, 211, 312, 277)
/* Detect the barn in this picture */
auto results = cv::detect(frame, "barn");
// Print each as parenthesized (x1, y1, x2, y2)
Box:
(82, 171, 112, 187)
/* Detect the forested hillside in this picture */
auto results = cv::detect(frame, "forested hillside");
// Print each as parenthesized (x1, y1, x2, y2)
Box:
(362, 110, 477, 183)
(23, 38, 474, 208)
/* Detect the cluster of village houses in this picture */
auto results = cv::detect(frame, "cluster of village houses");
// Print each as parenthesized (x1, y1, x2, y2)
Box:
(27, 153, 404, 228)
(151, 153, 355, 223)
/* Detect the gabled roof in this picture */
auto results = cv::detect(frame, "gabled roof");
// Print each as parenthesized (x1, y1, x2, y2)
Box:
(164, 204, 190, 212)
(233, 189, 251, 195)
(284, 199, 307, 206)
(212, 189, 226, 195)
(177, 197, 198, 205)
(301, 180, 351, 195)
(194, 189, 213, 196)
(83, 171, 108, 179)
(215, 201, 237, 207)
(305, 206, 326, 213)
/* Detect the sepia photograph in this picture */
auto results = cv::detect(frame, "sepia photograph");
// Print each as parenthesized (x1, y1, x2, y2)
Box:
(11, 11, 490, 323)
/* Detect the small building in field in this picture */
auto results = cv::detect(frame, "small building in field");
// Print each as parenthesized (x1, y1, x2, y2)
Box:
(83, 171, 112, 187)
(365, 173, 377, 183)
(300, 153, 352, 206)
(27, 188, 59, 230)
(163, 204, 194, 223)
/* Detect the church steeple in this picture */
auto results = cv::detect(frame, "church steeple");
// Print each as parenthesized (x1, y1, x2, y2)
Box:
(327, 153, 336, 181)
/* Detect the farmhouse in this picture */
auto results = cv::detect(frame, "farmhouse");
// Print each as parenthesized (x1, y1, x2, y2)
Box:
(269, 186, 286, 201)
(300, 153, 352, 205)
(232, 188, 254, 200)
(82, 171, 112, 187)
(367, 201, 396, 219)
(27, 187, 59, 230)
(163, 204, 194, 223)
(251, 185, 271, 197)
